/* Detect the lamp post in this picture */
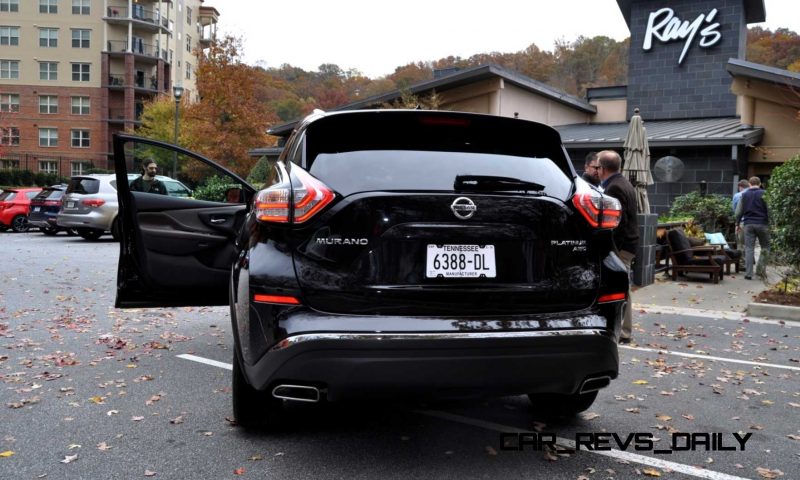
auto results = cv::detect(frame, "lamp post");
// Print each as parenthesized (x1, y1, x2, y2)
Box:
(172, 85, 184, 178)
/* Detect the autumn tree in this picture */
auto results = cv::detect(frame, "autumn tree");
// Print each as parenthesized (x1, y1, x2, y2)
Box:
(182, 35, 276, 177)
(747, 27, 800, 71)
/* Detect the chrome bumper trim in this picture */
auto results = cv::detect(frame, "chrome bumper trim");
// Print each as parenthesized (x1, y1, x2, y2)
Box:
(269, 328, 606, 352)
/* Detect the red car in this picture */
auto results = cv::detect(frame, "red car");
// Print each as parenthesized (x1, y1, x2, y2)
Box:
(0, 187, 43, 233)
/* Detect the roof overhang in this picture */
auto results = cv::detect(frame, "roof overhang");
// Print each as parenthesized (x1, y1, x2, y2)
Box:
(556, 117, 764, 149)
(726, 58, 800, 89)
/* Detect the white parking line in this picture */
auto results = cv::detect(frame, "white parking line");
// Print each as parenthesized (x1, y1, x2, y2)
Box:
(178, 353, 756, 479)
(417, 410, 751, 480)
(621, 345, 800, 372)
(634, 303, 789, 326)
(176, 353, 232, 370)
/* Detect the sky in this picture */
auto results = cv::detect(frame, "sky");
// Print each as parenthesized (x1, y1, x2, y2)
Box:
(217, 0, 800, 78)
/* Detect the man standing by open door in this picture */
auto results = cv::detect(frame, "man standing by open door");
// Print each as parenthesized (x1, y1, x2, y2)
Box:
(597, 150, 639, 344)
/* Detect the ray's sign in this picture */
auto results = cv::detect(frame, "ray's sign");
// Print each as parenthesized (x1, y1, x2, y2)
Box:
(643, 7, 722, 65)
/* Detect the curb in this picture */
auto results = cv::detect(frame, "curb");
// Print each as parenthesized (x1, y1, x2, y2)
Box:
(746, 302, 800, 322)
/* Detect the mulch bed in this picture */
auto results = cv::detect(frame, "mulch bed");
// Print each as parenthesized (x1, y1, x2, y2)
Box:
(753, 289, 800, 307)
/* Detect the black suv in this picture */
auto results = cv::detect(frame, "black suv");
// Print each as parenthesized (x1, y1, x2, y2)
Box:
(113, 110, 627, 430)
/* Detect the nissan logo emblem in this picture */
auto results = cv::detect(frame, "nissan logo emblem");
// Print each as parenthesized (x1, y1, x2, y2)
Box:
(450, 197, 477, 220)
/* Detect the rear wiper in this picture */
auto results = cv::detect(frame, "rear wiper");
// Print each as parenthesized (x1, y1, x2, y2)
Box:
(454, 175, 545, 193)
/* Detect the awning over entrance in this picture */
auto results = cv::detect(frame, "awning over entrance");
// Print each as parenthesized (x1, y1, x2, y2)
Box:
(555, 118, 764, 149)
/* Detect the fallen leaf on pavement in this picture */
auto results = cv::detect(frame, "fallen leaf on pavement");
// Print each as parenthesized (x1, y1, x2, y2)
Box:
(756, 467, 784, 478)
(632, 380, 649, 385)
(655, 415, 672, 421)
(60, 454, 78, 464)
(0, 451, 14, 458)
(642, 468, 662, 477)
(144, 470, 157, 477)
(169, 415, 184, 425)
(234, 467, 245, 475)
(580, 412, 600, 420)
(97, 442, 112, 451)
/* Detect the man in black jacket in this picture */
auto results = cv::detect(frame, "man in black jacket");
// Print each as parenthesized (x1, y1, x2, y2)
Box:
(130, 159, 167, 195)
(597, 150, 639, 344)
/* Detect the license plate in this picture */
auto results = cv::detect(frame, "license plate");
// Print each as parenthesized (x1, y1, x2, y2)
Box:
(33, 207, 40, 212)
(66, 201, 75, 208)
(426, 244, 496, 278)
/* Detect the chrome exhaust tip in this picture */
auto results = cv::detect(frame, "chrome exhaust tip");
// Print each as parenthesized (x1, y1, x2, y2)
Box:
(271, 384, 321, 403)
(579, 375, 612, 394)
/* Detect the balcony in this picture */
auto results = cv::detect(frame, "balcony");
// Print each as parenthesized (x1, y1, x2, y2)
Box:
(107, 108, 143, 125)
(105, 5, 170, 33)
(105, 73, 161, 93)
(107, 40, 162, 64)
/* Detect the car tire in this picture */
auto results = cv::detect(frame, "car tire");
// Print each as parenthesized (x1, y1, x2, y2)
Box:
(77, 228, 104, 241)
(528, 390, 598, 418)
(232, 352, 283, 430)
(11, 215, 29, 233)
(41, 226, 59, 236)
(111, 217, 121, 242)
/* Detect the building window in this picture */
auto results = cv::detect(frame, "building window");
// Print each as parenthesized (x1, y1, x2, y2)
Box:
(39, 0, 57, 13)
(185, 63, 191, 80)
(187, 6, 192, 24)
(71, 29, 90, 48)
(71, 96, 89, 115)
(39, 95, 58, 114)
(71, 63, 89, 82)
(0, 0, 19, 13)
(71, 161, 89, 176)
(0, 26, 20, 46)
(39, 28, 58, 47)
(39, 128, 57, 147)
(71, 0, 89, 15)
(1, 127, 20, 146)
(71, 129, 90, 148)
(1, 159, 20, 169)
(39, 61, 57, 80)
(39, 160, 58, 174)
(1, 60, 20, 79)
(0, 93, 19, 112)
(186, 35, 191, 52)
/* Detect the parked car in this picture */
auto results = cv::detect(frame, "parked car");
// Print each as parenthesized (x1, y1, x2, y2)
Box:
(57, 174, 192, 241)
(28, 184, 77, 236)
(112, 110, 627, 430)
(0, 187, 43, 233)
(56, 174, 120, 241)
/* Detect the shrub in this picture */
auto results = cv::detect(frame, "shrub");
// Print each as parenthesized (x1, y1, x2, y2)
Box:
(765, 154, 800, 276)
(668, 191, 734, 238)
(246, 155, 272, 187)
(193, 175, 241, 202)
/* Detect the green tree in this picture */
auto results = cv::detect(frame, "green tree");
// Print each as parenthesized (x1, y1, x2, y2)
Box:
(765, 154, 800, 276)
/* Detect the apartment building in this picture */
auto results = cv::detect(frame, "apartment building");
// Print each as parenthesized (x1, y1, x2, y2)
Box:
(0, 0, 219, 176)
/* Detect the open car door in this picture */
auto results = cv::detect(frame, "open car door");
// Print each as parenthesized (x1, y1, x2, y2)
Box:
(113, 134, 256, 308)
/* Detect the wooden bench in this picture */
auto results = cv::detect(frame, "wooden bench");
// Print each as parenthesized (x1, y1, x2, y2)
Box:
(665, 229, 725, 284)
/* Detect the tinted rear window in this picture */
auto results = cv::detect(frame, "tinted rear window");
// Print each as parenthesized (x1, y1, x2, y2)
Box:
(34, 189, 65, 201)
(0, 191, 16, 201)
(66, 178, 100, 194)
(311, 150, 572, 199)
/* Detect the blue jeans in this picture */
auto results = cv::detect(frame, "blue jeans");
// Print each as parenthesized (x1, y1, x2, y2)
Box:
(744, 224, 770, 277)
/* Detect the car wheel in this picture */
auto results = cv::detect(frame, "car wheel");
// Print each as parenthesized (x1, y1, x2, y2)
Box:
(232, 352, 283, 430)
(41, 226, 59, 236)
(77, 228, 104, 241)
(11, 215, 30, 233)
(111, 217, 121, 242)
(528, 390, 598, 418)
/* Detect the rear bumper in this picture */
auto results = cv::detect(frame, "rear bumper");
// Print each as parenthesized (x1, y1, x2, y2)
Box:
(57, 211, 113, 230)
(241, 326, 618, 401)
(28, 213, 58, 228)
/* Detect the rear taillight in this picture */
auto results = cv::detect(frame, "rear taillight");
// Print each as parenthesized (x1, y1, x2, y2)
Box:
(253, 294, 301, 305)
(44, 200, 61, 207)
(255, 168, 334, 224)
(572, 191, 621, 229)
(81, 198, 106, 208)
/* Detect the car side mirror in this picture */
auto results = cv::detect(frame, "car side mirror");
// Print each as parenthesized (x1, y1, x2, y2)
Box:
(225, 187, 244, 203)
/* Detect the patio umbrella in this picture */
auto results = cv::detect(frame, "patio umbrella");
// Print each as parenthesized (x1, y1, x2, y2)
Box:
(622, 108, 654, 214)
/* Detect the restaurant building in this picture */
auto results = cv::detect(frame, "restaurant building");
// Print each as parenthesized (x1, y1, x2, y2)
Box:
(267, 0, 800, 215)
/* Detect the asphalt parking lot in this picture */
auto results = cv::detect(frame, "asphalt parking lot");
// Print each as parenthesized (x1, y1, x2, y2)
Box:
(1, 232, 798, 479)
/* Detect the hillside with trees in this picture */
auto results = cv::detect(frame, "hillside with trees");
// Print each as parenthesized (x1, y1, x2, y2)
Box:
(136, 27, 800, 173)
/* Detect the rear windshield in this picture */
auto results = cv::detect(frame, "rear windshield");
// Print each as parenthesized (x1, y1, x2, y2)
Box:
(66, 178, 100, 195)
(311, 150, 572, 199)
(34, 189, 65, 201)
(0, 191, 16, 201)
